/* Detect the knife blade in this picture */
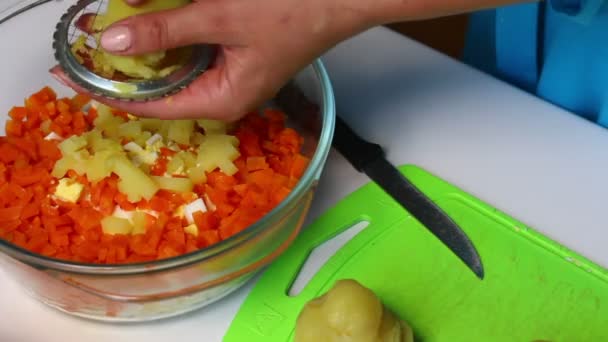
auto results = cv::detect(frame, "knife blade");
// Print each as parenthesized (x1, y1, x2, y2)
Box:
(332, 115, 485, 279)
(273, 81, 484, 279)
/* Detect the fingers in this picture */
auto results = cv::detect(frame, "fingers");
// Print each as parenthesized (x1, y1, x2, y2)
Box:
(123, 0, 147, 6)
(49, 56, 258, 122)
(100, 2, 242, 55)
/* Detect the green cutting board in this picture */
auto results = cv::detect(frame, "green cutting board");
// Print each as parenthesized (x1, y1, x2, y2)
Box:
(224, 165, 608, 342)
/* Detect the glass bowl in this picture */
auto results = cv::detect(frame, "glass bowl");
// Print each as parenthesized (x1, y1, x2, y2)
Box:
(0, 1, 335, 322)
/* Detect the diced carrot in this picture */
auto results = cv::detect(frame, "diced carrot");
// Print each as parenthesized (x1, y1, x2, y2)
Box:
(45, 102, 57, 118)
(192, 211, 219, 231)
(246, 156, 269, 172)
(0, 86, 309, 264)
(233, 184, 248, 196)
(198, 230, 219, 247)
(0, 206, 22, 223)
(5, 120, 23, 137)
(9, 107, 27, 121)
(56, 100, 71, 113)
(71, 94, 91, 111)
(235, 128, 264, 157)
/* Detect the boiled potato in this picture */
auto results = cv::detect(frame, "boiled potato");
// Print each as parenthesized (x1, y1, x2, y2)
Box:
(92, 0, 191, 80)
(101, 216, 133, 235)
(109, 155, 159, 202)
(101, 0, 190, 28)
(168, 120, 196, 145)
(131, 211, 149, 235)
(151, 175, 193, 193)
(295, 279, 414, 342)
(196, 134, 240, 175)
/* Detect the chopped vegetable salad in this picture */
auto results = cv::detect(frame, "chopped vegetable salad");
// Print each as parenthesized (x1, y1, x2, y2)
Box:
(0, 87, 310, 264)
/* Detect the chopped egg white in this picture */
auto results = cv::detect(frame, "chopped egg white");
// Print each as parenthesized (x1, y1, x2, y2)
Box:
(124, 141, 158, 165)
(145, 133, 164, 153)
(54, 178, 84, 203)
(203, 194, 216, 212)
(44, 132, 63, 141)
(184, 198, 208, 224)
(167, 141, 180, 151)
(112, 206, 134, 222)
(141, 209, 159, 218)
(123, 141, 143, 153)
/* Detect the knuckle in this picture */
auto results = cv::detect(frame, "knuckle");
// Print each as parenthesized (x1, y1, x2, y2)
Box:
(148, 17, 171, 49)
(130, 15, 171, 50)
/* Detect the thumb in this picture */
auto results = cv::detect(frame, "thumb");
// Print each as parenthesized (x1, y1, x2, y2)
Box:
(100, 2, 238, 55)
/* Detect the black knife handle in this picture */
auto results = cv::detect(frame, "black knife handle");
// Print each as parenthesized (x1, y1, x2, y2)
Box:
(333, 115, 386, 172)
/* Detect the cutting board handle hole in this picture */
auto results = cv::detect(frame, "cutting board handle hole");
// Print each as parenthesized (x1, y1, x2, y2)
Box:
(288, 220, 370, 296)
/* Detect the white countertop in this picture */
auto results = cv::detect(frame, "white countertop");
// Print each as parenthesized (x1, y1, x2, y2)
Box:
(1, 2, 607, 341)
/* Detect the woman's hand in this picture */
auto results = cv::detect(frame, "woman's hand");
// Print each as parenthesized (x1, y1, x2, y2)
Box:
(51, 0, 374, 121)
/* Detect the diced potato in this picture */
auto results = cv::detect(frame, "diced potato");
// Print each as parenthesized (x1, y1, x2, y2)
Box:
(86, 150, 115, 183)
(184, 224, 198, 237)
(94, 105, 125, 139)
(177, 151, 197, 168)
(87, 129, 123, 154)
(108, 155, 159, 202)
(52, 156, 87, 178)
(168, 120, 195, 145)
(140, 118, 164, 132)
(131, 211, 149, 235)
(174, 205, 185, 218)
(54, 178, 84, 203)
(101, 216, 133, 235)
(84, 128, 102, 148)
(217, 159, 239, 176)
(196, 119, 228, 134)
(158, 121, 172, 141)
(118, 120, 143, 140)
(58, 135, 87, 155)
(187, 164, 207, 184)
(191, 132, 204, 146)
(166, 155, 185, 175)
(151, 176, 193, 193)
(134, 131, 153, 146)
(196, 134, 240, 175)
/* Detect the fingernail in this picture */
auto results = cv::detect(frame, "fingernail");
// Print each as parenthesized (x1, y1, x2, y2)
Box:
(101, 25, 132, 52)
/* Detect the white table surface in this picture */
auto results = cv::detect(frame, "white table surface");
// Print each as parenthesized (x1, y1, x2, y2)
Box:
(1, 2, 608, 341)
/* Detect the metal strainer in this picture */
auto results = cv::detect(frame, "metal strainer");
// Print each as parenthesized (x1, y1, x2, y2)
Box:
(52, 0, 213, 101)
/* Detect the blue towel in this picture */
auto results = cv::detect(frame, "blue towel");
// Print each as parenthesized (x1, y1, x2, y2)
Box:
(463, 0, 608, 126)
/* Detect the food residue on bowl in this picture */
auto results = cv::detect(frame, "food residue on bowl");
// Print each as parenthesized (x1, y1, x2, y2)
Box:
(0, 86, 310, 264)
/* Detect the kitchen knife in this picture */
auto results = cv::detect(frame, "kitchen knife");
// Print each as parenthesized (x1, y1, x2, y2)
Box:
(273, 81, 484, 279)
(332, 115, 484, 279)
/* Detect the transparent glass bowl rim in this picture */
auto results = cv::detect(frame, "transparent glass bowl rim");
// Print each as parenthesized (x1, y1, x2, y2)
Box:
(0, 59, 336, 276)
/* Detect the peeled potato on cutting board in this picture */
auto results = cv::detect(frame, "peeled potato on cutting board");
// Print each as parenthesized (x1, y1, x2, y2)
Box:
(295, 279, 415, 342)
